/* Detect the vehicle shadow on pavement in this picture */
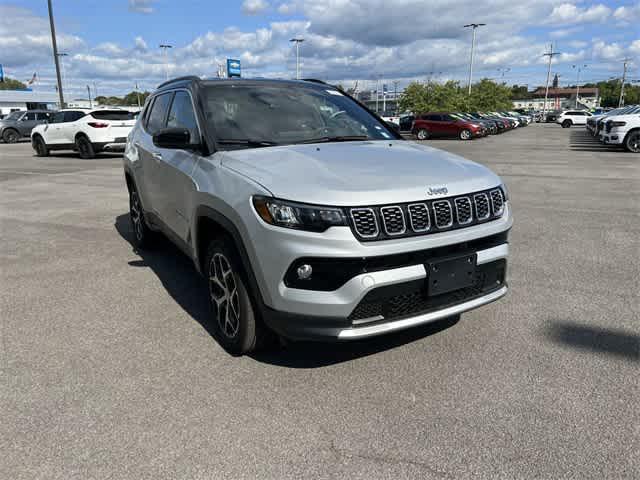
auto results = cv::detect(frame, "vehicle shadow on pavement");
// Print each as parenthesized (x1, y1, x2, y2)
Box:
(568, 131, 623, 153)
(544, 320, 639, 362)
(114, 213, 459, 368)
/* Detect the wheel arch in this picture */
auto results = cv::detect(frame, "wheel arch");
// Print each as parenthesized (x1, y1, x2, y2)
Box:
(194, 205, 267, 311)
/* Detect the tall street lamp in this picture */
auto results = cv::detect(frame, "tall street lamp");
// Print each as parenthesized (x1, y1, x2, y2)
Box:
(572, 64, 587, 108)
(464, 23, 485, 95)
(290, 38, 304, 79)
(159, 44, 173, 80)
(48, 0, 65, 107)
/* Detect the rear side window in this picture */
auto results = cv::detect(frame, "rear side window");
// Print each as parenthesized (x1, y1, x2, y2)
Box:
(36, 112, 52, 121)
(24, 112, 37, 121)
(146, 93, 173, 135)
(63, 111, 86, 122)
(90, 110, 134, 121)
(166, 91, 199, 142)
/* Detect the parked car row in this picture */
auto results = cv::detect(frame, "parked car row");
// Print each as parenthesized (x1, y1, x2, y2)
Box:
(402, 110, 532, 141)
(0, 110, 54, 143)
(586, 104, 640, 153)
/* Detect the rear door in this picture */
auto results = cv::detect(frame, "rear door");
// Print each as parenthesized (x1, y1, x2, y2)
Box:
(157, 90, 202, 242)
(18, 111, 38, 137)
(136, 92, 174, 217)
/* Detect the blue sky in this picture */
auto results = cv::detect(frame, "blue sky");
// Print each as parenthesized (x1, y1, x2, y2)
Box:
(1, 0, 638, 97)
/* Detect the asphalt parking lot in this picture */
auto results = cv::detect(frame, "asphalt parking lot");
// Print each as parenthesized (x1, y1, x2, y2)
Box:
(1, 125, 638, 479)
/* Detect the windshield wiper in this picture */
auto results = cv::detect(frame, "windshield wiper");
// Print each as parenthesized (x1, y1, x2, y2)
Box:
(217, 139, 279, 148)
(294, 135, 369, 144)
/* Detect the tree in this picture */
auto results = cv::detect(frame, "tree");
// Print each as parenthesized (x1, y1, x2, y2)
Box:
(510, 85, 529, 99)
(469, 79, 513, 111)
(0, 77, 27, 90)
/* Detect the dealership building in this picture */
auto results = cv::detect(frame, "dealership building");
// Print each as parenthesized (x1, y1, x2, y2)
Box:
(512, 87, 600, 111)
(0, 89, 59, 115)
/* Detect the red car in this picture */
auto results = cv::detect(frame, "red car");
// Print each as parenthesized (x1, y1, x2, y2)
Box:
(412, 112, 485, 140)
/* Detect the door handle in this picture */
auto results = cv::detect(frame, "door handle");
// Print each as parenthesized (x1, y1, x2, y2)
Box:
(152, 152, 163, 161)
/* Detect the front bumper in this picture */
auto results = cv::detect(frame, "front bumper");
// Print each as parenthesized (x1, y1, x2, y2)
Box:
(602, 132, 623, 145)
(244, 202, 512, 340)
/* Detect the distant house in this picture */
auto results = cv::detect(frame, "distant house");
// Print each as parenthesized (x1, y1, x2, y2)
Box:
(513, 86, 599, 110)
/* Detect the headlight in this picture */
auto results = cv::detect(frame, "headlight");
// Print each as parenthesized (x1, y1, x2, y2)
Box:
(252, 196, 347, 232)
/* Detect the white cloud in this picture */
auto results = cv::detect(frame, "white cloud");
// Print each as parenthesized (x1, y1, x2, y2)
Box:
(128, 0, 156, 14)
(613, 2, 640, 23)
(548, 3, 611, 25)
(630, 39, 640, 55)
(242, 0, 269, 15)
(592, 40, 625, 61)
(278, 3, 297, 14)
(134, 36, 148, 52)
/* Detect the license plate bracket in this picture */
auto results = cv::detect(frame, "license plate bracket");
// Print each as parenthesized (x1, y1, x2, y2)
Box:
(426, 254, 477, 296)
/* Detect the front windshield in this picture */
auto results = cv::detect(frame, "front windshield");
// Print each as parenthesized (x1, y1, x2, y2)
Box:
(5, 111, 23, 121)
(204, 83, 395, 148)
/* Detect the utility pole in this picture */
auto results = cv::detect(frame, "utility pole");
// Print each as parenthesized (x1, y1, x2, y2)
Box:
(393, 80, 399, 114)
(542, 44, 561, 118)
(159, 44, 172, 80)
(497, 67, 510, 82)
(87, 85, 92, 108)
(464, 23, 485, 95)
(572, 64, 587, 108)
(619, 59, 631, 107)
(48, 0, 65, 107)
(56, 52, 68, 97)
(290, 38, 304, 79)
(135, 81, 141, 108)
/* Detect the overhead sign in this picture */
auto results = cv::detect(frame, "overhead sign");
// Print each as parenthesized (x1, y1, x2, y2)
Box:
(226, 59, 241, 78)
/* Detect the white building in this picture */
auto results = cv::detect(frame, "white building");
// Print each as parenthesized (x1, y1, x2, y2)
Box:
(0, 89, 59, 115)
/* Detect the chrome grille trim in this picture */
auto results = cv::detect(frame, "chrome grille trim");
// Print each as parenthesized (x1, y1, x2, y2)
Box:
(454, 197, 473, 225)
(473, 193, 491, 220)
(490, 189, 504, 216)
(432, 200, 453, 229)
(380, 206, 406, 236)
(407, 203, 430, 232)
(350, 208, 379, 238)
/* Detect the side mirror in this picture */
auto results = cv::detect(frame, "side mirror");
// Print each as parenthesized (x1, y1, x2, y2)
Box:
(385, 121, 400, 133)
(153, 128, 198, 150)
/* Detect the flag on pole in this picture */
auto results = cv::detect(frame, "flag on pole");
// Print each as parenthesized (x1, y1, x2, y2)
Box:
(27, 72, 37, 85)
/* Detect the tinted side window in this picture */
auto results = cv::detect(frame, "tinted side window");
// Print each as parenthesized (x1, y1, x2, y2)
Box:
(63, 111, 85, 122)
(427, 114, 442, 121)
(24, 112, 38, 121)
(146, 93, 173, 135)
(166, 91, 199, 142)
(36, 112, 52, 121)
(51, 112, 65, 124)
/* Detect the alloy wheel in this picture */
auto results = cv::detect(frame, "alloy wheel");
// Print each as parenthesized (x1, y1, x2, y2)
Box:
(628, 132, 640, 153)
(130, 190, 144, 242)
(209, 253, 241, 338)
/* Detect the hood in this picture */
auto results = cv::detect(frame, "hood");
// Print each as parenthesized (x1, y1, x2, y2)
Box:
(220, 140, 502, 206)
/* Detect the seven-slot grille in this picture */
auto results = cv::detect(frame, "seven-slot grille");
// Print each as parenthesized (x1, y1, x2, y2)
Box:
(348, 187, 506, 241)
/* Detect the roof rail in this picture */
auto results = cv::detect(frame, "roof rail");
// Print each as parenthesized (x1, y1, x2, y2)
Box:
(157, 75, 202, 89)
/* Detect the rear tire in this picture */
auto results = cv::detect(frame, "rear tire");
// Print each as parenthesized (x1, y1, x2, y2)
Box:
(416, 129, 429, 140)
(205, 238, 263, 355)
(561, 120, 572, 128)
(32, 135, 49, 157)
(624, 130, 640, 153)
(76, 135, 95, 159)
(459, 129, 472, 140)
(2, 129, 19, 143)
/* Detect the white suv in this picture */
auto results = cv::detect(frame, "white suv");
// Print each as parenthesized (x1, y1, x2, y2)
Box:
(556, 110, 591, 128)
(31, 108, 136, 158)
(602, 113, 640, 152)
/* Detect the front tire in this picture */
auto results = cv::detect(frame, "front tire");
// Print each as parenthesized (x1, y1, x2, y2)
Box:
(459, 129, 472, 140)
(32, 135, 49, 157)
(561, 120, 572, 128)
(2, 129, 19, 143)
(624, 130, 640, 153)
(416, 128, 429, 140)
(76, 135, 95, 159)
(206, 238, 261, 355)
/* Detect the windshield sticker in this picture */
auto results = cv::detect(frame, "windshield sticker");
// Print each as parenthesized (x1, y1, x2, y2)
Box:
(326, 89, 343, 96)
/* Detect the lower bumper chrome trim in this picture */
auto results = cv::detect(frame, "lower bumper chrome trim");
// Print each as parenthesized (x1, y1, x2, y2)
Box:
(337, 285, 508, 339)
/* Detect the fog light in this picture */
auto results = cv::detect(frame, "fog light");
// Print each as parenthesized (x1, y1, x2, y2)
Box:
(296, 264, 313, 280)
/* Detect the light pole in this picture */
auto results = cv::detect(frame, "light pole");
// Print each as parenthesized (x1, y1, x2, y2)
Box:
(572, 64, 587, 108)
(619, 58, 631, 107)
(47, 0, 65, 107)
(56, 52, 68, 97)
(290, 38, 304, 79)
(542, 44, 561, 118)
(464, 23, 485, 95)
(159, 44, 172, 80)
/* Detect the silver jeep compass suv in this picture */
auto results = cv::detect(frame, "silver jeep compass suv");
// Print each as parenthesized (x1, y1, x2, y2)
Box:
(123, 77, 512, 354)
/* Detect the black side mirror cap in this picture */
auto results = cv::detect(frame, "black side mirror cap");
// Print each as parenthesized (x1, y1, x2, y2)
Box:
(153, 127, 199, 150)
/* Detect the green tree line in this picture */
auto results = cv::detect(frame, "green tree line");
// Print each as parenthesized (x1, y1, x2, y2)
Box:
(0, 77, 28, 90)
(94, 91, 151, 106)
(398, 79, 513, 114)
